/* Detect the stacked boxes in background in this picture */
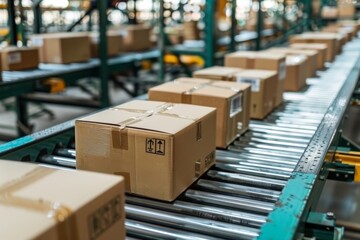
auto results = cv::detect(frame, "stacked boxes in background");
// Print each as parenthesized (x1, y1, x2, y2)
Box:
(89, 32, 123, 58)
(338, 1, 356, 19)
(224, 51, 286, 107)
(148, 78, 251, 148)
(30, 33, 91, 64)
(0, 160, 125, 240)
(290, 33, 339, 62)
(182, 21, 200, 41)
(321, 6, 339, 19)
(265, 48, 318, 78)
(234, 70, 278, 119)
(76, 100, 216, 201)
(289, 43, 327, 69)
(0, 47, 39, 71)
(116, 25, 152, 52)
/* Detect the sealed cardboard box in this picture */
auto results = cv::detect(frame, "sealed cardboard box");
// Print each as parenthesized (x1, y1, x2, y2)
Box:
(290, 34, 338, 62)
(30, 32, 91, 64)
(266, 48, 317, 77)
(225, 51, 286, 107)
(193, 66, 243, 81)
(76, 100, 216, 201)
(321, 6, 339, 19)
(1, 47, 39, 71)
(183, 21, 200, 40)
(0, 160, 125, 240)
(89, 32, 123, 58)
(321, 25, 354, 41)
(234, 70, 278, 119)
(148, 78, 251, 148)
(289, 43, 328, 69)
(285, 55, 307, 91)
(118, 25, 152, 52)
(338, 4, 355, 18)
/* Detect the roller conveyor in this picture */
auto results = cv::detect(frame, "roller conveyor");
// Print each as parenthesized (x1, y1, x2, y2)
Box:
(0, 40, 359, 239)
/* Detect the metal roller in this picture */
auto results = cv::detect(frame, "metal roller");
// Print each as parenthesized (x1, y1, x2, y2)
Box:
(54, 148, 76, 158)
(38, 154, 76, 168)
(237, 136, 308, 148)
(243, 132, 311, 143)
(233, 141, 305, 154)
(125, 204, 259, 240)
(195, 179, 281, 202)
(206, 170, 286, 190)
(126, 196, 266, 228)
(184, 190, 274, 214)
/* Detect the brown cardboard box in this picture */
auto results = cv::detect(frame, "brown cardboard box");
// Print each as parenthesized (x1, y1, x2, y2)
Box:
(1, 47, 39, 71)
(290, 34, 338, 62)
(338, 4, 355, 18)
(266, 48, 317, 77)
(321, 6, 339, 19)
(321, 25, 354, 41)
(148, 78, 251, 148)
(193, 66, 243, 81)
(76, 100, 216, 201)
(289, 43, 327, 69)
(234, 70, 278, 119)
(337, 20, 360, 32)
(89, 32, 123, 58)
(119, 25, 152, 52)
(30, 32, 91, 64)
(183, 21, 200, 40)
(0, 160, 125, 240)
(224, 51, 286, 107)
(285, 55, 307, 91)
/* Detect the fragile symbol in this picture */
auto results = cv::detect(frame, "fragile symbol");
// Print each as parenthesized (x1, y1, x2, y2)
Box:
(146, 138, 165, 155)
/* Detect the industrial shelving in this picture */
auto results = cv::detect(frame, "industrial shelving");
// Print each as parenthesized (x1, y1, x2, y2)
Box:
(0, 37, 359, 240)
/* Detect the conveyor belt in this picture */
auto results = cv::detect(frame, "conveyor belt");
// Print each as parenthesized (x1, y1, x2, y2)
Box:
(1, 40, 360, 239)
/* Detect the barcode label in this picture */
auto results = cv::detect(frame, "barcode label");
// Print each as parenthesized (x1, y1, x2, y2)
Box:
(8, 52, 21, 64)
(237, 77, 260, 92)
(230, 93, 242, 117)
(279, 61, 286, 80)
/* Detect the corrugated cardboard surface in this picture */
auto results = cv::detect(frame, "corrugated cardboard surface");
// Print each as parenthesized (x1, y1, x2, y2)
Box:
(30, 33, 91, 64)
(289, 34, 338, 62)
(0, 160, 125, 240)
(234, 69, 277, 119)
(289, 43, 327, 69)
(76, 100, 216, 201)
(148, 78, 251, 148)
(121, 25, 152, 52)
(193, 66, 243, 81)
(338, 4, 355, 18)
(266, 48, 317, 77)
(225, 51, 286, 107)
(89, 32, 123, 58)
(1, 47, 39, 71)
(285, 55, 307, 91)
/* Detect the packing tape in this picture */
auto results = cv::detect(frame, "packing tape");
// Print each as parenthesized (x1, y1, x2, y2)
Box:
(110, 103, 199, 150)
(0, 167, 77, 240)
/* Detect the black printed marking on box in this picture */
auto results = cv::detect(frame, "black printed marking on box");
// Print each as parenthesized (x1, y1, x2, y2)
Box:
(230, 93, 243, 117)
(146, 138, 165, 155)
(205, 151, 215, 168)
(88, 195, 122, 240)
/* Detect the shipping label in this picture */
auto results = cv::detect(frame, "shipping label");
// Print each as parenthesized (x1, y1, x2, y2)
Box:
(8, 52, 21, 64)
(279, 61, 286, 80)
(230, 93, 243, 117)
(237, 77, 260, 92)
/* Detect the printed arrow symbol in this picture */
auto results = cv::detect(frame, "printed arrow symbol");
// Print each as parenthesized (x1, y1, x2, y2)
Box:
(148, 139, 154, 151)
(157, 140, 164, 153)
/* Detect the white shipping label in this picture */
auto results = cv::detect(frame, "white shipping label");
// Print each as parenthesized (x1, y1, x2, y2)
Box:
(230, 93, 243, 118)
(237, 77, 260, 92)
(8, 52, 21, 64)
(31, 37, 43, 47)
(279, 61, 286, 81)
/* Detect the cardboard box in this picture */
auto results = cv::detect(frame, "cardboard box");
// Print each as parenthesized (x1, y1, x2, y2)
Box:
(289, 43, 327, 69)
(193, 66, 243, 81)
(183, 21, 200, 40)
(148, 78, 251, 148)
(76, 100, 216, 201)
(89, 32, 123, 58)
(234, 70, 278, 119)
(285, 55, 307, 91)
(118, 25, 152, 52)
(321, 6, 339, 19)
(266, 48, 317, 77)
(224, 51, 286, 107)
(0, 47, 39, 71)
(321, 25, 354, 41)
(30, 32, 91, 64)
(338, 4, 355, 18)
(290, 34, 338, 62)
(337, 20, 360, 32)
(0, 160, 125, 240)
